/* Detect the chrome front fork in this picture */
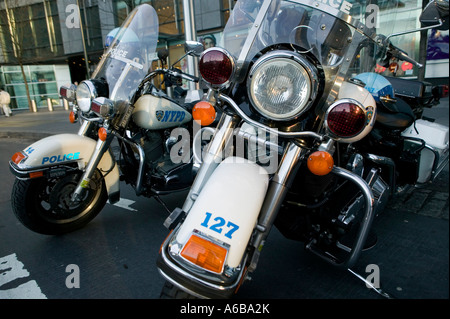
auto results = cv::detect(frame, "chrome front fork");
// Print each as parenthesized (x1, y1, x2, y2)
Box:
(182, 113, 241, 212)
(248, 142, 308, 271)
(71, 123, 113, 203)
(182, 111, 308, 272)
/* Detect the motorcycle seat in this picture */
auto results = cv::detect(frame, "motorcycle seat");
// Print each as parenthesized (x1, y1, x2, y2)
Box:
(375, 97, 415, 130)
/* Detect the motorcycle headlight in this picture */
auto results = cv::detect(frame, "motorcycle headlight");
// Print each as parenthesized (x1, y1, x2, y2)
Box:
(247, 51, 318, 121)
(75, 80, 108, 113)
(76, 81, 97, 113)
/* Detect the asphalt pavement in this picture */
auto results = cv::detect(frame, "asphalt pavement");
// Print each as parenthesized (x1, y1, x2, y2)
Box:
(0, 99, 448, 300)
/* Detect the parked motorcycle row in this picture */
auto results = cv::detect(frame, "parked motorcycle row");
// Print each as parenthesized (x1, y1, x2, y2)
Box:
(9, 0, 449, 299)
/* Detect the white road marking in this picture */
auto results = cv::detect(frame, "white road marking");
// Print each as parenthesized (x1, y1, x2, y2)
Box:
(0, 253, 47, 299)
(107, 197, 137, 211)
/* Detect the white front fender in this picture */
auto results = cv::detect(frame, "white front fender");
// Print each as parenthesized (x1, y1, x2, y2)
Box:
(12, 133, 120, 202)
(176, 157, 269, 268)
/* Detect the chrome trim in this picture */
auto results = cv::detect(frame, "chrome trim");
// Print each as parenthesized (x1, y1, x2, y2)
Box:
(306, 166, 375, 269)
(192, 127, 216, 164)
(158, 226, 246, 297)
(249, 142, 308, 271)
(77, 118, 96, 136)
(112, 132, 146, 196)
(417, 142, 449, 186)
(218, 93, 323, 141)
(59, 84, 77, 102)
(182, 113, 241, 213)
(364, 153, 396, 195)
(71, 135, 113, 202)
(432, 146, 449, 181)
(76, 80, 97, 112)
(237, 129, 284, 155)
(272, 142, 306, 186)
(78, 112, 104, 123)
(9, 160, 79, 180)
(158, 269, 209, 299)
(386, 19, 443, 42)
(246, 50, 319, 121)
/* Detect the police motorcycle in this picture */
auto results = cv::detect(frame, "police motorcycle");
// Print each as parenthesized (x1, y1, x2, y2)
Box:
(157, 0, 449, 298)
(9, 4, 209, 235)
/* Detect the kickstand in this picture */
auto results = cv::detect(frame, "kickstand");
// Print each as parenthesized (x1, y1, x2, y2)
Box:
(154, 195, 172, 215)
(347, 268, 396, 299)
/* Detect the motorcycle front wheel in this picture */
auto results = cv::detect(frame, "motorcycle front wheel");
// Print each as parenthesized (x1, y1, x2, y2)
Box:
(11, 169, 107, 235)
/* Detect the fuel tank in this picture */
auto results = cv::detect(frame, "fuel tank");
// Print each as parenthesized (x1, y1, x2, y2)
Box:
(132, 94, 192, 130)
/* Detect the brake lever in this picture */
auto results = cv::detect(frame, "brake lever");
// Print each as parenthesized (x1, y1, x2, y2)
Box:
(168, 68, 199, 83)
(389, 44, 423, 68)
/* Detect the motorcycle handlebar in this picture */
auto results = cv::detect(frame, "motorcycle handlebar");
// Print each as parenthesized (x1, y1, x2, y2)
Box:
(388, 43, 424, 68)
(168, 68, 199, 83)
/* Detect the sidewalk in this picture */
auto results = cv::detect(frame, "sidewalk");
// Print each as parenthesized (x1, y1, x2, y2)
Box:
(0, 106, 79, 140)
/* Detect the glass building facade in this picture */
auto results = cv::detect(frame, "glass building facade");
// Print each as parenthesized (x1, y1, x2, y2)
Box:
(0, 0, 233, 110)
(0, 0, 447, 110)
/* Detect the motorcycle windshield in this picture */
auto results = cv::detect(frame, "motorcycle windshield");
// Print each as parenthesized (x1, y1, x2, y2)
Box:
(91, 4, 158, 102)
(222, 0, 413, 107)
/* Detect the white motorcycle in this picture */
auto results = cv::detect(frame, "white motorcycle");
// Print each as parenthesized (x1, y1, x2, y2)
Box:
(157, 0, 449, 298)
(8, 4, 210, 235)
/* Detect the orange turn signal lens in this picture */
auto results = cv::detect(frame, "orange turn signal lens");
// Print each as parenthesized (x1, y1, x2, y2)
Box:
(29, 171, 44, 179)
(180, 234, 228, 274)
(69, 111, 76, 123)
(192, 101, 216, 126)
(11, 152, 26, 164)
(98, 127, 108, 141)
(307, 151, 334, 176)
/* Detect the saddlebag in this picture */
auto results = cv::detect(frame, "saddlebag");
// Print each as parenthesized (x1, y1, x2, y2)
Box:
(401, 119, 449, 184)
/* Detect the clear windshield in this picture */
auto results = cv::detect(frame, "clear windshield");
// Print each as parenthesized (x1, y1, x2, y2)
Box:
(91, 4, 158, 102)
(221, 0, 422, 108)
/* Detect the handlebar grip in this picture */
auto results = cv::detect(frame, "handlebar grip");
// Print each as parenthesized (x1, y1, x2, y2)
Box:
(180, 73, 200, 83)
(168, 69, 199, 83)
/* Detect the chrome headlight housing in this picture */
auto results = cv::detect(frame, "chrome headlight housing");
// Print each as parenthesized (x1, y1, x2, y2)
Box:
(247, 51, 318, 121)
(76, 81, 97, 113)
(76, 80, 109, 113)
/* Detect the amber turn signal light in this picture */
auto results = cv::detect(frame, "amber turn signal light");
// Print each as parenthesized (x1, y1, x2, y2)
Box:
(192, 101, 216, 126)
(307, 151, 334, 176)
(180, 234, 228, 274)
(69, 111, 76, 123)
(98, 127, 108, 141)
(11, 152, 26, 165)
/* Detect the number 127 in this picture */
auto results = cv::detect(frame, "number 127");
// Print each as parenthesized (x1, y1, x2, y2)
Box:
(200, 212, 239, 239)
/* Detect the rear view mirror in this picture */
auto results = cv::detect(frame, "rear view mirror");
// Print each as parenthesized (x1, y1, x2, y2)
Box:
(184, 41, 204, 57)
(420, 0, 449, 30)
(157, 49, 169, 66)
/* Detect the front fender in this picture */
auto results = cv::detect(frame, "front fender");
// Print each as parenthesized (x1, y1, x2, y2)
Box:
(175, 157, 269, 268)
(10, 133, 120, 203)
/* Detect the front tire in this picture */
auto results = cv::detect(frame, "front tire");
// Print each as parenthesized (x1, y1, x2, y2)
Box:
(11, 169, 107, 235)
